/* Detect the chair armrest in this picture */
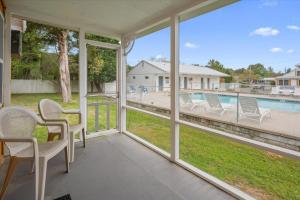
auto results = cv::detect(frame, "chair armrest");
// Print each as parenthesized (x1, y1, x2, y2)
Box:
(0, 137, 36, 143)
(38, 121, 68, 140)
(0, 137, 39, 172)
(63, 109, 81, 124)
(63, 109, 80, 114)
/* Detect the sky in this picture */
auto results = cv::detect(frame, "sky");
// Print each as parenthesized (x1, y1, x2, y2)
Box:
(127, 0, 300, 72)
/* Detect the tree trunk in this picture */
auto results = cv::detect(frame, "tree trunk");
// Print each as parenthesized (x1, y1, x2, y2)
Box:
(58, 30, 72, 102)
(90, 82, 94, 93)
(94, 80, 104, 93)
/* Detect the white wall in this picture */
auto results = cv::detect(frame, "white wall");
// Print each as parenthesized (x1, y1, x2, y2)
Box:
(11, 79, 115, 94)
(127, 74, 158, 92)
(12, 79, 60, 93)
(127, 61, 166, 92)
(291, 80, 297, 87)
(128, 61, 222, 91)
(179, 75, 220, 90)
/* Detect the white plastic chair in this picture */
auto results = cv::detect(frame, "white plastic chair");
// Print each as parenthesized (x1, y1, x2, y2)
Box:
(38, 99, 85, 163)
(0, 106, 69, 200)
(239, 96, 271, 123)
(204, 93, 232, 115)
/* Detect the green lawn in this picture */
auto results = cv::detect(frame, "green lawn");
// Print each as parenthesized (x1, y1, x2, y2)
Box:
(12, 93, 300, 200)
(11, 93, 116, 142)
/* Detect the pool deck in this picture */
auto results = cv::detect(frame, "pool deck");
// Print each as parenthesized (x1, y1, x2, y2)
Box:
(128, 92, 300, 139)
(184, 89, 300, 102)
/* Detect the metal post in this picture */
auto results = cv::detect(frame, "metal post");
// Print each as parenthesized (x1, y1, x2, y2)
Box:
(170, 15, 180, 162)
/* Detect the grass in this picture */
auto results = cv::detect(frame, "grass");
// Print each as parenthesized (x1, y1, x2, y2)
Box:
(11, 93, 116, 142)
(12, 93, 300, 200)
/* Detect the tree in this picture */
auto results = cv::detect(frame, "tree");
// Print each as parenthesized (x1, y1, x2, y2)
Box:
(86, 34, 118, 93)
(247, 63, 267, 78)
(57, 30, 72, 102)
(208, 59, 224, 71)
(207, 59, 233, 83)
(239, 69, 258, 84)
(12, 21, 77, 102)
(41, 26, 73, 102)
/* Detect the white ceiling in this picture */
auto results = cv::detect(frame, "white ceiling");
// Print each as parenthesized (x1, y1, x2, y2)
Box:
(6, 0, 237, 39)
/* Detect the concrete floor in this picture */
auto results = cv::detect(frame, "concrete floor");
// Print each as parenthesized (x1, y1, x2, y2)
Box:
(0, 134, 235, 200)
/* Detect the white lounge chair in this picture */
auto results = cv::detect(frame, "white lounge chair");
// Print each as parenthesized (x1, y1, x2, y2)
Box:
(0, 106, 69, 200)
(293, 87, 300, 96)
(204, 93, 232, 115)
(279, 86, 294, 96)
(39, 99, 85, 163)
(180, 93, 205, 110)
(271, 86, 279, 95)
(128, 85, 137, 98)
(239, 96, 271, 123)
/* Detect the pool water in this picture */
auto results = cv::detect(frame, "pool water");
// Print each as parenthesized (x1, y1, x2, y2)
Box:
(192, 93, 300, 113)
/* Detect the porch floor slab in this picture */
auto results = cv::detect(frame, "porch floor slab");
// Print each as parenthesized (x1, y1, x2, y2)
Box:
(0, 134, 235, 200)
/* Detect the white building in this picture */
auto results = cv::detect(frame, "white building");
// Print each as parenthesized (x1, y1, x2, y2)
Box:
(275, 65, 300, 87)
(127, 60, 229, 91)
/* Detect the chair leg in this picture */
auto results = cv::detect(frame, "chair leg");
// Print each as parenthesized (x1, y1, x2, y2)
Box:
(0, 156, 18, 200)
(31, 159, 35, 173)
(82, 128, 86, 148)
(64, 147, 70, 173)
(38, 158, 47, 200)
(69, 133, 75, 163)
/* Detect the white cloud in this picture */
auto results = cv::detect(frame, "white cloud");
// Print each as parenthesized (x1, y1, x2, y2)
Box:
(250, 27, 279, 36)
(260, 0, 278, 7)
(155, 54, 163, 59)
(270, 47, 283, 53)
(287, 25, 300, 31)
(185, 42, 199, 49)
(287, 49, 295, 54)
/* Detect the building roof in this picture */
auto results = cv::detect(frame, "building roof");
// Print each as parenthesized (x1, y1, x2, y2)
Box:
(275, 69, 299, 79)
(262, 77, 276, 81)
(144, 60, 230, 77)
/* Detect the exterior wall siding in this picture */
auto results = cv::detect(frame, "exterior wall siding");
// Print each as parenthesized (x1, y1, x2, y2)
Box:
(128, 61, 224, 91)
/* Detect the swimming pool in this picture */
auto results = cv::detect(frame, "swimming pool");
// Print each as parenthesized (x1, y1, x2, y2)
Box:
(191, 93, 300, 113)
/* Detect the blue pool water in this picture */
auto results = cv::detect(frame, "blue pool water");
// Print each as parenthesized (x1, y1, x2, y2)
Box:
(192, 93, 300, 113)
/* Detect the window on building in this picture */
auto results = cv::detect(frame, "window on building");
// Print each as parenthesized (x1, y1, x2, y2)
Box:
(165, 77, 169, 84)
(132, 76, 135, 79)
(278, 80, 283, 85)
(145, 76, 149, 79)
(297, 71, 300, 76)
(284, 80, 289, 86)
